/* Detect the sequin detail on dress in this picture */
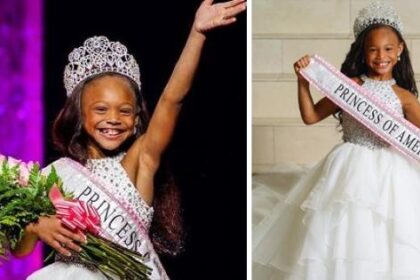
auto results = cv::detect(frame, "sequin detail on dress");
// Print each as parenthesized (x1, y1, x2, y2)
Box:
(342, 75, 403, 149)
(85, 153, 154, 230)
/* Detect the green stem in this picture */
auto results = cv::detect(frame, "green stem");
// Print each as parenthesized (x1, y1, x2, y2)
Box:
(86, 235, 150, 275)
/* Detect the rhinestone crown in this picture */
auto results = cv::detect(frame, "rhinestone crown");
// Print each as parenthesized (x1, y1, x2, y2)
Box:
(63, 36, 141, 96)
(353, 1, 403, 38)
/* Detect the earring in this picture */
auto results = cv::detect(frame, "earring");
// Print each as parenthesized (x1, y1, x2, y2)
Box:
(133, 127, 137, 135)
(398, 55, 401, 61)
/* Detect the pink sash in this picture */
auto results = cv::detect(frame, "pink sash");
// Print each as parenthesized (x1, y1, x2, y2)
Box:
(301, 55, 420, 162)
(43, 158, 169, 279)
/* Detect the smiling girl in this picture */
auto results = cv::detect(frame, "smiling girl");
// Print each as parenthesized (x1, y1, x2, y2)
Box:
(10, 1, 246, 279)
(253, 2, 420, 279)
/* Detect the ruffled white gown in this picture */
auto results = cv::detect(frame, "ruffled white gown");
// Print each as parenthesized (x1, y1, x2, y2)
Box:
(253, 76, 420, 279)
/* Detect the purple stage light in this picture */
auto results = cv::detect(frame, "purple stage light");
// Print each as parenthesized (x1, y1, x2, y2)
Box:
(0, 0, 43, 279)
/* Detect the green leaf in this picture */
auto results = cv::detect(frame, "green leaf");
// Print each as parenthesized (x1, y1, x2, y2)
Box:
(28, 164, 41, 188)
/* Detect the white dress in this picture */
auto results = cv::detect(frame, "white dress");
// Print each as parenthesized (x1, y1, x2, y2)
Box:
(28, 154, 169, 280)
(253, 76, 420, 279)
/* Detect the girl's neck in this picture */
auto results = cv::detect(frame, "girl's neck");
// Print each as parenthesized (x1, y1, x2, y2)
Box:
(87, 144, 124, 160)
(87, 146, 105, 159)
(365, 70, 394, 82)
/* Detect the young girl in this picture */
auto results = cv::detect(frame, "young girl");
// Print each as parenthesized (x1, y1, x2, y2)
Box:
(11, 0, 246, 279)
(253, 2, 420, 279)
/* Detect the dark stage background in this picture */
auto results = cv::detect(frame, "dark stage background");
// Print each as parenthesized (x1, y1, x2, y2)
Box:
(44, 1, 246, 279)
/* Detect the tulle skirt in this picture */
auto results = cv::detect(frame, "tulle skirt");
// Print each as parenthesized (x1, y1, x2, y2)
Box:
(253, 142, 420, 280)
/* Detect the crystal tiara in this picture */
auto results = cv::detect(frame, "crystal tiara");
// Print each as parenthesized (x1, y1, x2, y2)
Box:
(63, 36, 141, 97)
(353, 1, 403, 38)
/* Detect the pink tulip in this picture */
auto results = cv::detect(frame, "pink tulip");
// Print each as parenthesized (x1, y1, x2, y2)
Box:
(7, 156, 21, 168)
(26, 161, 34, 171)
(4, 157, 36, 187)
(18, 163, 31, 187)
(49, 184, 61, 202)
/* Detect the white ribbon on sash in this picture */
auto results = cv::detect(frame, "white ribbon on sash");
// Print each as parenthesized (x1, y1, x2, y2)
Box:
(300, 54, 420, 162)
(43, 158, 169, 280)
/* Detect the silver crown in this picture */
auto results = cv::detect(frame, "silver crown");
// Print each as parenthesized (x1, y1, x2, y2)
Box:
(353, 1, 403, 38)
(63, 36, 141, 96)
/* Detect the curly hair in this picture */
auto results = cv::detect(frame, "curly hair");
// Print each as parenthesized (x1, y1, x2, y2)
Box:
(52, 72, 184, 255)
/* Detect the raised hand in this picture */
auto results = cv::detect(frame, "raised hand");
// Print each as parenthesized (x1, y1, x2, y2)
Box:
(194, 0, 246, 33)
(294, 55, 311, 82)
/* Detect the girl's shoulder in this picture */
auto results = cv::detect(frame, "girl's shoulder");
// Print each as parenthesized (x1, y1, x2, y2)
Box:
(392, 85, 419, 107)
(349, 76, 363, 85)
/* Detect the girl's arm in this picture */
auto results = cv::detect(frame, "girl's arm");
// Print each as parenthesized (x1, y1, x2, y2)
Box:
(11, 224, 38, 257)
(294, 55, 338, 125)
(141, 0, 245, 161)
(12, 216, 85, 257)
(124, 0, 246, 203)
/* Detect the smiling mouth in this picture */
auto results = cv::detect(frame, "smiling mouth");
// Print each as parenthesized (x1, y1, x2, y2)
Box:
(98, 128, 124, 138)
(373, 61, 391, 68)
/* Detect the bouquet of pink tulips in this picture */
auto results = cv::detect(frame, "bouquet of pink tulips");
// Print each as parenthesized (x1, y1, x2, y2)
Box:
(0, 155, 151, 279)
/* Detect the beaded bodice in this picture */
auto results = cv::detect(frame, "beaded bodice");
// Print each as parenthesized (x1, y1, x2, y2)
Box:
(85, 153, 154, 230)
(342, 75, 404, 149)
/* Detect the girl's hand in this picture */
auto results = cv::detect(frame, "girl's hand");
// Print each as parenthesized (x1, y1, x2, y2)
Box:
(294, 55, 311, 83)
(194, 0, 246, 33)
(28, 216, 86, 256)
